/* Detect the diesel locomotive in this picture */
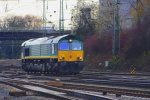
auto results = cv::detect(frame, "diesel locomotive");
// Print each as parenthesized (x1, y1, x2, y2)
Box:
(21, 34, 84, 74)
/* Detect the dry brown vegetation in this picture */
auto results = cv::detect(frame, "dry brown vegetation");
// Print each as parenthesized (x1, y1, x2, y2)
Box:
(72, 0, 150, 72)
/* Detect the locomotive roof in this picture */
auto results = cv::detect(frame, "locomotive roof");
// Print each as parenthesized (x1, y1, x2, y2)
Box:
(21, 34, 69, 46)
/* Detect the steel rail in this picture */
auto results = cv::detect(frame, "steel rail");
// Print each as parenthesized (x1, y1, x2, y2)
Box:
(60, 81, 150, 98)
(0, 80, 74, 100)
(0, 78, 114, 100)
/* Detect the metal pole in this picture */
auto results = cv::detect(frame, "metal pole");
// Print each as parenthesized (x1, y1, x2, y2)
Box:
(43, 0, 46, 36)
(112, 2, 115, 56)
(112, 0, 120, 56)
(11, 31, 14, 59)
(62, 0, 64, 34)
(116, 0, 120, 55)
(59, 0, 61, 34)
(59, 0, 64, 34)
(11, 40, 14, 59)
(136, 0, 141, 25)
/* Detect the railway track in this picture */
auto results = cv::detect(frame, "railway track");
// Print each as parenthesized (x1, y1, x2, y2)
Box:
(0, 65, 150, 99)
(11, 71, 150, 89)
(1, 76, 150, 99)
(1, 67, 150, 89)
(80, 71, 150, 76)
(0, 78, 114, 100)
(52, 81, 150, 98)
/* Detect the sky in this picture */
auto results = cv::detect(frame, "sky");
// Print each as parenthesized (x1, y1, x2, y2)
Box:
(0, 0, 80, 29)
(0, 0, 99, 28)
(0, 0, 131, 29)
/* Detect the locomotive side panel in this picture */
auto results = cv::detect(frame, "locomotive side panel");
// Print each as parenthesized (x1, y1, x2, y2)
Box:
(30, 45, 40, 56)
(41, 44, 50, 56)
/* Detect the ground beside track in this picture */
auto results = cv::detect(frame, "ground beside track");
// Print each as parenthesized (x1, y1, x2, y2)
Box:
(0, 84, 55, 100)
(0, 59, 149, 74)
(0, 59, 21, 67)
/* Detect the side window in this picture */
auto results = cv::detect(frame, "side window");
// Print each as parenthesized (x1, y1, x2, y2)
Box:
(25, 48, 29, 56)
(52, 44, 54, 55)
(51, 44, 57, 55)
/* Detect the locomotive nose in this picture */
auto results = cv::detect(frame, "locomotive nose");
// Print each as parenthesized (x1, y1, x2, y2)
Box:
(58, 51, 83, 62)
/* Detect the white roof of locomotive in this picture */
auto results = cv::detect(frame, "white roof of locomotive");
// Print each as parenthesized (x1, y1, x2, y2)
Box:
(21, 34, 69, 47)
(45, 34, 68, 44)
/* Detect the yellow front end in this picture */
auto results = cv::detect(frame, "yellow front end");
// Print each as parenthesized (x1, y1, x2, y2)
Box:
(58, 51, 84, 62)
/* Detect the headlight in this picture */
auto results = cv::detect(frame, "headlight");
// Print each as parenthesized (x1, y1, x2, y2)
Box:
(60, 56, 65, 60)
(69, 39, 72, 42)
(77, 57, 82, 60)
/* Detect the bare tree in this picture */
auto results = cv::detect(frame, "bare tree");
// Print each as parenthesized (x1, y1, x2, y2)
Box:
(5, 16, 26, 30)
(71, 0, 99, 35)
(24, 15, 42, 30)
(0, 15, 42, 31)
(130, 0, 150, 25)
(0, 19, 9, 30)
(97, 0, 114, 35)
(71, 0, 114, 36)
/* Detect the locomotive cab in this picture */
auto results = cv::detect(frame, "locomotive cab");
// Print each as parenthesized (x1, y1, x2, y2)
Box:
(57, 35, 84, 74)
(58, 37, 84, 62)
